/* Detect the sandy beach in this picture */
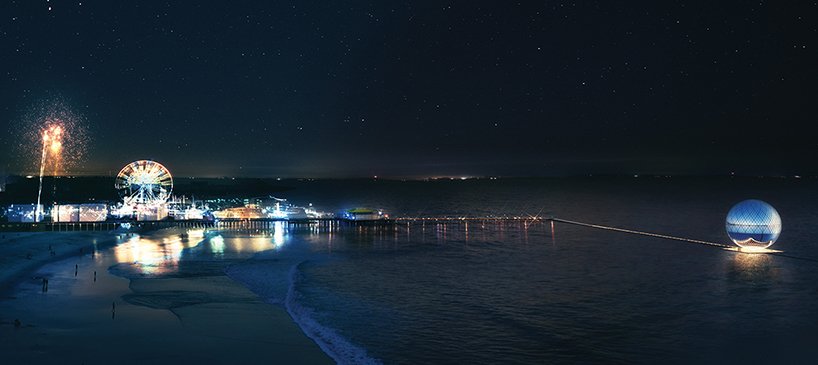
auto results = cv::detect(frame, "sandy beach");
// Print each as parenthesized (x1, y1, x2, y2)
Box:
(0, 228, 333, 364)
(0, 230, 124, 293)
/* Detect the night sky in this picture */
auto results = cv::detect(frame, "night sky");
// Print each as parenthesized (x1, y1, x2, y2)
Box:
(1, 1, 816, 178)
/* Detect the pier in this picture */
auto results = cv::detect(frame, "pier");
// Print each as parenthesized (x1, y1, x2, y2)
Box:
(0, 217, 403, 233)
(0, 216, 550, 233)
(0, 215, 765, 252)
(0, 219, 216, 232)
(2, 215, 814, 262)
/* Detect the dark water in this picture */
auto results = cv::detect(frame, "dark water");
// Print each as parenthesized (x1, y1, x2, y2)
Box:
(5, 177, 818, 364)
(229, 177, 818, 364)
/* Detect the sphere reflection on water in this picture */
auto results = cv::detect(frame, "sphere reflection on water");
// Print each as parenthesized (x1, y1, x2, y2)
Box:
(729, 252, 778, 282)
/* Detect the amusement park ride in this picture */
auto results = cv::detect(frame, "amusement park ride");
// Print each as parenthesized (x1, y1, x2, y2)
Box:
(5, 159, 340, 223)
(111, 159, 323, 221)
(115, 160, 174, 207)
(113, 160, 178, 220)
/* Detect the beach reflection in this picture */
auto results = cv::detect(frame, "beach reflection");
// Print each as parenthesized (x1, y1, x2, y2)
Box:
(113, 231, 200, 275)
(209, 235, 226, 257)
(273, 222, 286, 247)
(109, 225, 294, 276)
(230, 222, 288, 253)
(232, 236, 279, 253)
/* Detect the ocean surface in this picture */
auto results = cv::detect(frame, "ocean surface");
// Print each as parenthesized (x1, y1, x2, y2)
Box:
(5, 177, 818, 364)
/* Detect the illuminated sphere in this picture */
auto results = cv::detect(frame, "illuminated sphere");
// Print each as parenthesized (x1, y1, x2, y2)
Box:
(725, 199, 782, 249)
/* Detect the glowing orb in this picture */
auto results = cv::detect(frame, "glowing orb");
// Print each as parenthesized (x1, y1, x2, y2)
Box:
(725, 199, 782, 250)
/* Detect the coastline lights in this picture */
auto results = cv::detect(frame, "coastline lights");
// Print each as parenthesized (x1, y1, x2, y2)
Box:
(725, 199, 782, 252)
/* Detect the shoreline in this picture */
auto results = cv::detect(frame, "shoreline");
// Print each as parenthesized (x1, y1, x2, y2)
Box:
(0, 227, 335, 364)
(0, 226, 186, 295)
(124, 274, 335, 364)
(0, 230, 126, 295)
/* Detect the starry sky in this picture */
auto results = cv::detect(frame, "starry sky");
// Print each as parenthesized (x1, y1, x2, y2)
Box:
(1, 1, 816, 178)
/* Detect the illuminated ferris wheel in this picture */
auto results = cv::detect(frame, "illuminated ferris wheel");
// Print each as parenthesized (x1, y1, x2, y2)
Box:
(115, 160, 173, 206)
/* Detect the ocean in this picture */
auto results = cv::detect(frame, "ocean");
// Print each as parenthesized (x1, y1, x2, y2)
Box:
(233, 177, 818, 364)
(3, 177, 818, 364)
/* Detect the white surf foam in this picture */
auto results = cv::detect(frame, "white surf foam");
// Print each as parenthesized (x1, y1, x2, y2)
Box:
(283, 261, 382, 365)
(226, 257, 381, 365)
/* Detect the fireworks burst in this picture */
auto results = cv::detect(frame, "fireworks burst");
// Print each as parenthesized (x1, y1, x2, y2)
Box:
(12, 97, 90, 176)
(42, 123, 64, 176)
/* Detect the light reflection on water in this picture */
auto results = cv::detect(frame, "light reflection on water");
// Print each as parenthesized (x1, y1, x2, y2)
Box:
(96, 217, 809, 364)
(209, 234, 225, 257)
(112, 230, 200, 275)
(271, 218, 818, 365)
(108, 222, 295, 277)
(728, 252, 778, 281)
(7, 179, 818, 364)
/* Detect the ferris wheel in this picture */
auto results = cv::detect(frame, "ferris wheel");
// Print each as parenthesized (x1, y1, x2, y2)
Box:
(115, 160, 173, 206)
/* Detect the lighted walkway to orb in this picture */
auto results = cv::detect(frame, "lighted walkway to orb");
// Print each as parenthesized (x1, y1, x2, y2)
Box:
(550, 199, 786, 256)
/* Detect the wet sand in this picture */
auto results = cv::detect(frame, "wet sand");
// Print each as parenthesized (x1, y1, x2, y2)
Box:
(0, 229, 333, 365)
(0, 231, 122, 293)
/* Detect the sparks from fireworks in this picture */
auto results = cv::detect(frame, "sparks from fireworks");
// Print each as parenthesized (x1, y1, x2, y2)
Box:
(35, 123, 66, 221)
(46, 123, 64, 175)
(11, 97, 90, 221)
(13, 98, 90, 177)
